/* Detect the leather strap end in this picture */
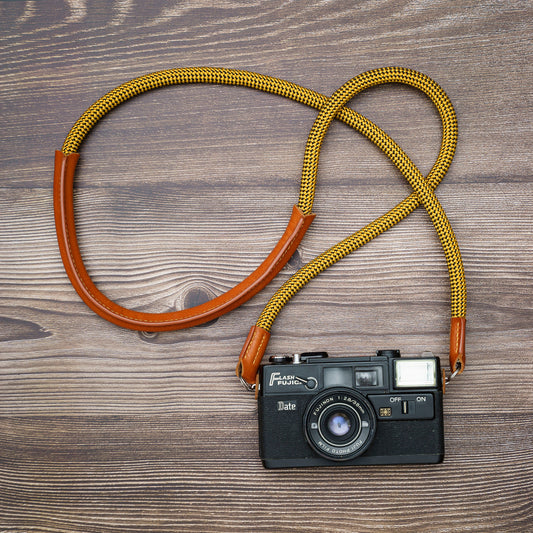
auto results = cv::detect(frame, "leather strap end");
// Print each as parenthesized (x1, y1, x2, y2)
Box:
(450, 317, 466, 374)
(236, 325, 271, 385)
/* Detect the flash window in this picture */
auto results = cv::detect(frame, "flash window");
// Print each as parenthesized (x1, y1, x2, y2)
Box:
(394, 359, 437, 388)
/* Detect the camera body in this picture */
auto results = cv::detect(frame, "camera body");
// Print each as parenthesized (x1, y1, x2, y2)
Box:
(258, 350, 444, 468)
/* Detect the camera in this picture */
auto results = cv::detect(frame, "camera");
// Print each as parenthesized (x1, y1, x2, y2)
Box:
(258, 350, 444, 468)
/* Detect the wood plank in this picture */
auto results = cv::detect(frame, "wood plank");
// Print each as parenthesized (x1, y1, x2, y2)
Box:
(0, 0, 532, 531)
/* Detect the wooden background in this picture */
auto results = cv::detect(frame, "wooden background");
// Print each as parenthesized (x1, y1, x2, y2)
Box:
(1, 1, 531, 531)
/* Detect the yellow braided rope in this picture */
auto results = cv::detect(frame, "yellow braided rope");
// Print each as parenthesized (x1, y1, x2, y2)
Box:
(61, 67, 466, 334)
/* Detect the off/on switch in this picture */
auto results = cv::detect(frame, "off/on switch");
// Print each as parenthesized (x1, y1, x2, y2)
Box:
(369, 394, 435, 420)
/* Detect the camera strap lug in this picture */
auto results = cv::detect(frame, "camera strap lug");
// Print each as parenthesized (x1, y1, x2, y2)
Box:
(446, 368, 460, 384)
(238, 373, 256, 393)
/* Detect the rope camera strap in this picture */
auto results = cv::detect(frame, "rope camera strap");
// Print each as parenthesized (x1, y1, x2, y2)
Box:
(54, 67, 466, 388)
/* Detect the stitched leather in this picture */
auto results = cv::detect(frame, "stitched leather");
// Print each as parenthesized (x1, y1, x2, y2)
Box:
(53, 150, 315, 331)
(236, 325, 271, 385)
(450, 317, 466, 373)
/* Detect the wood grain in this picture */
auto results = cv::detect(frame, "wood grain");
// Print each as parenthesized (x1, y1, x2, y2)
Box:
(1, 1, 532, 532)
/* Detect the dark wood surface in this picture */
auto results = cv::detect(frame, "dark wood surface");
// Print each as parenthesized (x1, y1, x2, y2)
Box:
(1, 1, 532, 531)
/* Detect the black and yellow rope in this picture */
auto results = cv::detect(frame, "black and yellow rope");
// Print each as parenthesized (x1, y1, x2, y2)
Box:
(61, 67, 466, 335)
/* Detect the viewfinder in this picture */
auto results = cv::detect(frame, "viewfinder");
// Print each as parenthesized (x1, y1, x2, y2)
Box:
(355, 366, 383, 388)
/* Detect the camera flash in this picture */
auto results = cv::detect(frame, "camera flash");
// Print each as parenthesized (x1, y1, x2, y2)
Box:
(394, 359, 437, 388)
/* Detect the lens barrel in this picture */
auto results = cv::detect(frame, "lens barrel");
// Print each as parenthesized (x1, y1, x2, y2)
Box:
(304, 388, 376, 461)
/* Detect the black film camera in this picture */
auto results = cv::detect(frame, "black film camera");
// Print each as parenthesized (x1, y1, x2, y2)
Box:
(258, 350, 444, 468)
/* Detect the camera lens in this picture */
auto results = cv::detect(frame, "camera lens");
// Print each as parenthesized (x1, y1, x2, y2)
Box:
(304, 388, 376, 461)
(327, 412, 351, 437)
(319, 405, 359, 446)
